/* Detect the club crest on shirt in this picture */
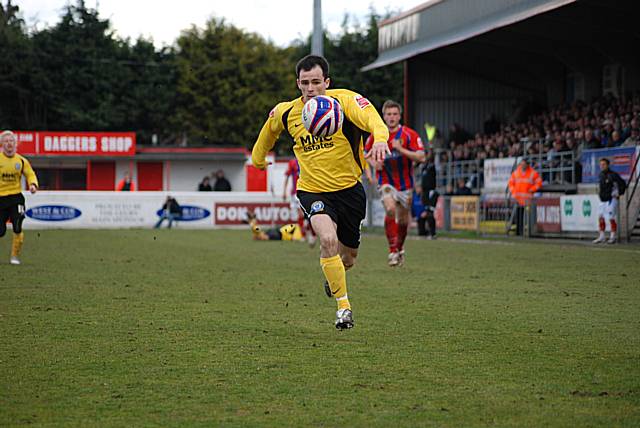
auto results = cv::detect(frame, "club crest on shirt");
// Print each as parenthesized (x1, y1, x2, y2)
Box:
(354, 95, 371, 109)
(268, 107, 276, 118)
(310, 201, 325, 214)
(14, 162, 21, 170)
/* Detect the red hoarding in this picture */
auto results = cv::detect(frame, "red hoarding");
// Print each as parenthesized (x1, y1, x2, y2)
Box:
(535, 197, 561, 233)
(12, 131, 136, 156)
(13, 131, 37, 154)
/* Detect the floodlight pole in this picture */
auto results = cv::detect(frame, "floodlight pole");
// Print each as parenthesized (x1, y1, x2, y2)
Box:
(312, 0, 323, 56)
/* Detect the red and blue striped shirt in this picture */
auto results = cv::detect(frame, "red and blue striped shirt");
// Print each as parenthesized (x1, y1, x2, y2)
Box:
(365, 126, 424, 191)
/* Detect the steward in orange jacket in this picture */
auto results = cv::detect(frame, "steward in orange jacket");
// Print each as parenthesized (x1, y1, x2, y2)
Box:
(508, 158, 542, 206)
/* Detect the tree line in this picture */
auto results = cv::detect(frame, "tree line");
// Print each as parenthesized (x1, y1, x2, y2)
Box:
(0, 0, 402, 151)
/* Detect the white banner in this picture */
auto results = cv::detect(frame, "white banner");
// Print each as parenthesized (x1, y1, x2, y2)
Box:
(22, 191, 294, 229)
(560, 195, 603, 232)
(483, 157, 519, 191)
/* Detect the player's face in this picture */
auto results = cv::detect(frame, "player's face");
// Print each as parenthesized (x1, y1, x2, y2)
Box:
(599, 160, 609, 171)
(297, 65, 329, 103)
(1, 134, 17, 156)
(383, 107, 402, 130)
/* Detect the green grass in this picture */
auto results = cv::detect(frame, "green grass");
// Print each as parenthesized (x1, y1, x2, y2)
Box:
(1, 229, 639, 427)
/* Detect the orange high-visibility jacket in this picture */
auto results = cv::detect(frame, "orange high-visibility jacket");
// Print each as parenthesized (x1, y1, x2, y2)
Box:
(508, 165, 542, 206)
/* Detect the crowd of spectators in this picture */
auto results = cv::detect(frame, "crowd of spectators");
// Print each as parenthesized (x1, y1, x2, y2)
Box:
(441, 93, 640, 165)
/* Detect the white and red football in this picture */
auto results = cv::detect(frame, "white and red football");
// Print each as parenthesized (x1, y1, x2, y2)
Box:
(301, 95, 344, 137)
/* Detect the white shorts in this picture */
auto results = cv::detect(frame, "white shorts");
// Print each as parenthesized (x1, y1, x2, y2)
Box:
(598, 199, 618, 221)
(379, 184, 412, 209)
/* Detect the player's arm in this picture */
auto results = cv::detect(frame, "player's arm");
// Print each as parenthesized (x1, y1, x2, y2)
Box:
(613, 172, 627, 196)
(391, 136, 426, 163)
(362, 135, 379, 183)
(252, 104, 286, 170)
(340, 92, 390, 163)
(22, 157, 38, 193)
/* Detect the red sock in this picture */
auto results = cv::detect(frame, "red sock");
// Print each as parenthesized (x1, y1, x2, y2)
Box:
(397, 222, 408, 251)
(384, 215, 398, 253)
(599, 217, 606, 231)
(610, 219, 617, 232)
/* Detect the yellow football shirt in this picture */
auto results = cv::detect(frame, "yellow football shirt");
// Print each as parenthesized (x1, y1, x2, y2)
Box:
(252, 88, 389, 193)
(0, 153, 38, 197)
(279, 223, 303, 241)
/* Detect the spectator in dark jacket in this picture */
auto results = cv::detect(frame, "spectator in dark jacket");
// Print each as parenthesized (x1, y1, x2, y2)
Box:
(198, 176, 212, 191)
(213, 170, 232, 191)
(454, 178, 472, 195)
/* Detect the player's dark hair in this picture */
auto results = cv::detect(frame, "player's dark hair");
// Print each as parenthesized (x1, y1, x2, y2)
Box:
(382, 100, 403, 115)
(600, 157, 610, 165)
(296, 55, 329, 79)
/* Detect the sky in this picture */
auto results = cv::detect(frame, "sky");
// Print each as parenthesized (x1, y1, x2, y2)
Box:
(17, 0, 425, 47)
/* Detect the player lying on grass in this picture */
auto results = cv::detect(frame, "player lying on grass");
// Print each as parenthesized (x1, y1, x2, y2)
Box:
(245, 210, 304, 242)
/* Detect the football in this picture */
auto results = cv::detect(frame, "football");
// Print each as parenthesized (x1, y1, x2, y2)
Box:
(301, 95, 344, 137)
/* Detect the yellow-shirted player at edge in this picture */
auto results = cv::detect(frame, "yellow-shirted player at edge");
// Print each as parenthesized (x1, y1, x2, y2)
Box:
(0, 130, 38, 265)
(252, 55, 389, 329)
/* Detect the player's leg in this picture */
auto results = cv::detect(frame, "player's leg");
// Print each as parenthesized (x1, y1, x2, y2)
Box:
(0, 208, 8, 238)
(9, 198, 25, 264)
(425, 208, 437, 239)
(606, 199, 618, 243)
(154, 214, 164, 229)
(312, 213, 350, 311)
(381, 187, 399, 266)
(593, 202, 607, 243)
(395, 191, 412, 266)
(331, 182, 367, 328)
(247, 216, 269, 240)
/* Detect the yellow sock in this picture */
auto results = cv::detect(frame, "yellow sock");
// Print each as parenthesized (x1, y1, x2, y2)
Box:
(249, 219, 261, 239)
(320, 255, 350, 310)
(11, 232, 24, 258)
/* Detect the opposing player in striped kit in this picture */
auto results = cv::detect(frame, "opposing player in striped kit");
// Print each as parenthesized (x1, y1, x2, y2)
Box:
(365, 100, 425, 267)
(0, 131, 38, 265)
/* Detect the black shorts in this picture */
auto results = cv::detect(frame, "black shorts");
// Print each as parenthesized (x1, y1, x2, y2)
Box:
(0, 193, 26, 223)
(297, 182, 366, 248)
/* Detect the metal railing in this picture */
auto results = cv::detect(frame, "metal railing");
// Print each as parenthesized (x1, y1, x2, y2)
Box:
(433, 147, 578, 196)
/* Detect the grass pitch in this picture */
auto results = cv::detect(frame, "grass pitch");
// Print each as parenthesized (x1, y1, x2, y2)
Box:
(1, 229, 639, 427)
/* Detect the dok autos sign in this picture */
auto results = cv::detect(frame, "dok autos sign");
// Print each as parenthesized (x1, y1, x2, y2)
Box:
(581, 146, 639, 183)
(534, 197, 561, 233)
(214, 202, 299, 225)
(12, 131, 136, 156)
(560, 195, 601, 232)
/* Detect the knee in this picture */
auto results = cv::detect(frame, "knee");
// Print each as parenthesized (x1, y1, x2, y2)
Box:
(340, 250, 358, 271)
(318, 234, 339, 253)
(341, 256, 355, 271)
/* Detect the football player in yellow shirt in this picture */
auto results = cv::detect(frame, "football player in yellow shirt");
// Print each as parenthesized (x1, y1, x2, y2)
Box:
(245, 210, 304, 242)
(0, 131, 38, 265)
(252, 55, 389, 329)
